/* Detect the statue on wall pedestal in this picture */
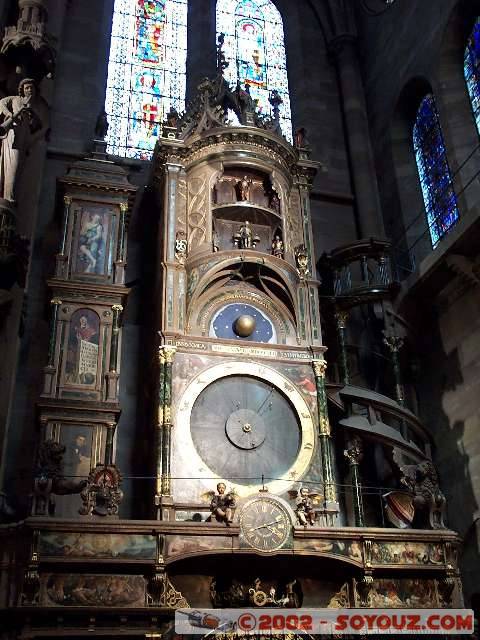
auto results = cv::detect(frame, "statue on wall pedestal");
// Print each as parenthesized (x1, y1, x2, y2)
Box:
(0, 78, 49, 203)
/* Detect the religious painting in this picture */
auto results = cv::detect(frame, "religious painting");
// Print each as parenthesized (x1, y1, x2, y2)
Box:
(75, 208, 109, 275)
(296, 538, 363, 563)
(358, 578, 437, 608)
(166, 535, 232, 558)
(61, 425, 93, 481)
(65, 309, 100, 387)
(39, 532, 157, 559)
(105, 0, 187, 158)
(370, 541, 444, 566)
(42, 574, 146, 607)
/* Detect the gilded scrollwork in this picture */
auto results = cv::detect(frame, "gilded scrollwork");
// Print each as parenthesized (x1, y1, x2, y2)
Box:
(187, 175, 207, 250)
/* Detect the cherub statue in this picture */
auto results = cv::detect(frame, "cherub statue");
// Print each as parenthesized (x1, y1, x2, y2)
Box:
(290, 486, 323, 526)
(209, 482, 236, 526)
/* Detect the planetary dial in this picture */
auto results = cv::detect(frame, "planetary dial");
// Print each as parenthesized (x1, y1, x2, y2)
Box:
(190, 375, 301, 486)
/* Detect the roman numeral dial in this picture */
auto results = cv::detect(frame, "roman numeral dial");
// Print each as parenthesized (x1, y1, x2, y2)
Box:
(240, 497, 291, 551)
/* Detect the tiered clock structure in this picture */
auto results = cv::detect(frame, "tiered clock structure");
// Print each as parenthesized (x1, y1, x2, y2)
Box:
(37, 151, 136, 517)
(151, 88, 339, 535)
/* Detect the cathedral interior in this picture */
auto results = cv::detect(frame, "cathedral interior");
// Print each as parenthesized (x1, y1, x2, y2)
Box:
(0, 0, 479, 637)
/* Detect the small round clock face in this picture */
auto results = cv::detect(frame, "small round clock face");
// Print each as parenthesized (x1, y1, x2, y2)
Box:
(210, 303, 276, 343)
(240, 497, 291, 552)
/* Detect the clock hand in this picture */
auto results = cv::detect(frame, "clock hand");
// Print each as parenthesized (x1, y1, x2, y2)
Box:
(248, 517, 283, 532)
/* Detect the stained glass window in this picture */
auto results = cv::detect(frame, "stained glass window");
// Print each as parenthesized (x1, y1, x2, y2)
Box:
(464, 17, 480, 134)
(413, 95, 459, 248)
(216, 0, 292, 141)
(105, 0, 187, 159)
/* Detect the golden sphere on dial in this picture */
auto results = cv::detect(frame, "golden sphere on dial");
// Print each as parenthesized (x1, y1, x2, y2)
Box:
(234, 314, 256, 337)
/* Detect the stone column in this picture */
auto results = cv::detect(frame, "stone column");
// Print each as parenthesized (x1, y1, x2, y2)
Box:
(312, 358, 338, 515)
(335, 310, 350, 385)
(329, 35, 384, 238)
(344, 436, 365, 527)
(186, 0, 216, 101)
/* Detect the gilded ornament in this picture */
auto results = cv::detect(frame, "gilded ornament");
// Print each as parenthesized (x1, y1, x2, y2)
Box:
(233, 314, 256, 337)
(312, 358, 327, 378)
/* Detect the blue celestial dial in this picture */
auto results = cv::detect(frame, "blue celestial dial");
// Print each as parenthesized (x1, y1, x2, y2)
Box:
(210, 303, 276, 343)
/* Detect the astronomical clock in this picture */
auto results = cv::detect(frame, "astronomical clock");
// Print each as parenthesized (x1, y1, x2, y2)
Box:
(151, 75, 338, 528)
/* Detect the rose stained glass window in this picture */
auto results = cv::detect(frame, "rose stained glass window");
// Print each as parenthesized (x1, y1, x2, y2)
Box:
(465, 17, 480, 134)
(105, 0, 187, 159)
(216, 0, 292, 141)
(413, 95, 459, 248)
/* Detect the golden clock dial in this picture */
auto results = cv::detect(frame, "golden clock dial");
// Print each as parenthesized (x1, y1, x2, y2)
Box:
(240, 497, 291, 552)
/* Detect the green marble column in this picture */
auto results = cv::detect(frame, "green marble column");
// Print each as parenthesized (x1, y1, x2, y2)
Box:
(344, 437, 365, 527)
(47, 298, 62, 367)
(312, 358, 338, 510)
(161, 346, 176, 496)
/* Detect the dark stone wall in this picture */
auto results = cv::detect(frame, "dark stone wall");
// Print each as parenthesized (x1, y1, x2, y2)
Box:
(356, 0, 480, 264)
(356, 0, 480, 604)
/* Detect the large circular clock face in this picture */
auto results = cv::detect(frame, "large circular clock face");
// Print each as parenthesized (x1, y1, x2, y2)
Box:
(210, 303, 276, 343)
(240, 497, 291, 552)
(190, 375, 301, 486)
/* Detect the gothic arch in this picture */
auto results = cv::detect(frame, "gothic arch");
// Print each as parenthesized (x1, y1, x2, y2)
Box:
(435, 0, 480, 214)
(389, 77, 434, 267)
(216, 0, 292, 140)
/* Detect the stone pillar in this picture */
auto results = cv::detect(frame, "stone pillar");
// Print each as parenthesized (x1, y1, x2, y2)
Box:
(186, 0, 216, 100)
(329, 35, 384, 239)
(312, 358, 338, 514)
(344, 436, 365, 527)
(335, 310, 350, 385)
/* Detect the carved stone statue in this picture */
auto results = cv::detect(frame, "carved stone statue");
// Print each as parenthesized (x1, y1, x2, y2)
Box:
(238, 175, 252, 201)
(271, 234, 284, 258)
(295, 487, 316, 526)
(210, 482, 236, 526)
(0, 78, 49, 202)
(399, 460, 447, 529)
(233, 221, 259, 250)
(94, 109, 109, 140)
(32, 439, 88, 516)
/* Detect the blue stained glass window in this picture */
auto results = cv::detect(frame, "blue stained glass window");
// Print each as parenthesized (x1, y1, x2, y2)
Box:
(216, 0, 292, 141)
(465, 17, 480, 134)
(105, 0, 187, 159)
(413, 95, 459, 248)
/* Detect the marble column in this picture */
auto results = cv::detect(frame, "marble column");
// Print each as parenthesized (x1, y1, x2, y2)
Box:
(313, 358, 338, 515)
(344, 436, 365, 527)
